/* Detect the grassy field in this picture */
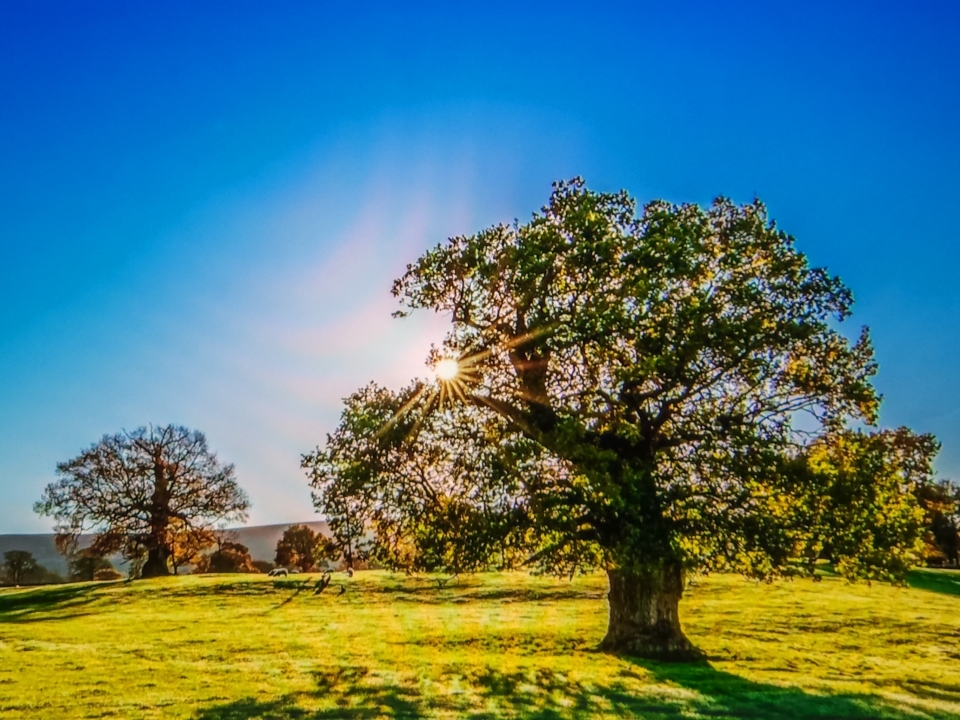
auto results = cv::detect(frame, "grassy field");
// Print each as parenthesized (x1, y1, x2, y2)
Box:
(1, 570, 959, 719)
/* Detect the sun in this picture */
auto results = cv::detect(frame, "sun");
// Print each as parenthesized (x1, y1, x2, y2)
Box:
(377, 329, 553, 440)
(434, 357, 460, 382)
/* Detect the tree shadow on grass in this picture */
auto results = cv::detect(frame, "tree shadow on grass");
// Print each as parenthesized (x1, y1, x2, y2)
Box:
(907, 569, 960, 598)
(193, 667, 424, 719)
(157, 581, 284, 599)
(132, 575, 602, 607)
(364, 583, 603, 605)
(633, 659, 907, 719)
(192, 658, 952, 720)
(0, 583, 103, 623)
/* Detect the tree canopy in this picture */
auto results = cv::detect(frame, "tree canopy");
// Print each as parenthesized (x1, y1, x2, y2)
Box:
(194, 540, 258, 574)
(36, 425, 249, 578)
(67, 550, 115, 582)
(785, 428, 939, 579)
(919, 478, 960, 566)
(2, 550, 41, 585)
(168, 519, 217, 575)
(305, 179, 940, 659)
(275, 524, 336, 572)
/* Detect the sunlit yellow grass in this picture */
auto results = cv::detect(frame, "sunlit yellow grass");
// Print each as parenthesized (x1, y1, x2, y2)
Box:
(1, 570, 958, 718)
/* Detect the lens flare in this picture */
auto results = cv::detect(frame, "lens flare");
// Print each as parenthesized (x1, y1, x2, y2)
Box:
(434, 358, 460, 381)
(376, 326, 555, 441)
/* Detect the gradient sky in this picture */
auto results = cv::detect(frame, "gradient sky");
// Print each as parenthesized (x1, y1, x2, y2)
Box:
(1, 2, 958, 533)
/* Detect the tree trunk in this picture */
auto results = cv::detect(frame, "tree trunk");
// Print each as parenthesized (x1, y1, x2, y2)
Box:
(599, 563, 703, 661)
(140, 547, 171, 577)
(141, 457, 173, 578)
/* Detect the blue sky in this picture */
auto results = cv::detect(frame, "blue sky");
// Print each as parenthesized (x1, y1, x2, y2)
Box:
(1, 2, 958, 533)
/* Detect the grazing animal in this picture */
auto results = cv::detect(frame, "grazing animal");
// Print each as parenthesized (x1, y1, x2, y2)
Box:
(268, 568, 288, 577)
(314, 571, 332, 595)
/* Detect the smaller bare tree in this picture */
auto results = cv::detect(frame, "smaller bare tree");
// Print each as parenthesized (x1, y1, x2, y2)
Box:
(36, 425, 249, 578)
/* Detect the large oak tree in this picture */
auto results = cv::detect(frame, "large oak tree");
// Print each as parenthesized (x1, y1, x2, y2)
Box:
(36, 425, 249, 578)
(305, 179, 938, 658)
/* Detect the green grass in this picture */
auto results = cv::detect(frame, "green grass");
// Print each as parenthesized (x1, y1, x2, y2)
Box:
(909, 568, 960, 598)
(1, 570, 959, 719)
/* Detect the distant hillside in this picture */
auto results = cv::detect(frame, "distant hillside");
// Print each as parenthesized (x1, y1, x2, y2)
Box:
(0, 521, 329, 575)
(0, 534, 66, 575)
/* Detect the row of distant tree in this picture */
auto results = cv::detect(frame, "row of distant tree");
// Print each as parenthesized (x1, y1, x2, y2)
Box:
(10, 421, 957, 587)
(0, 522, 351, 587)
(1, 548, 120, 586)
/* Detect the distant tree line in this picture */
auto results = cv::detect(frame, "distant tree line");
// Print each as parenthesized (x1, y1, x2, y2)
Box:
(1, 550, 60, 586)
(3, 523, 354, 585)
(0, 549, 121, 585)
